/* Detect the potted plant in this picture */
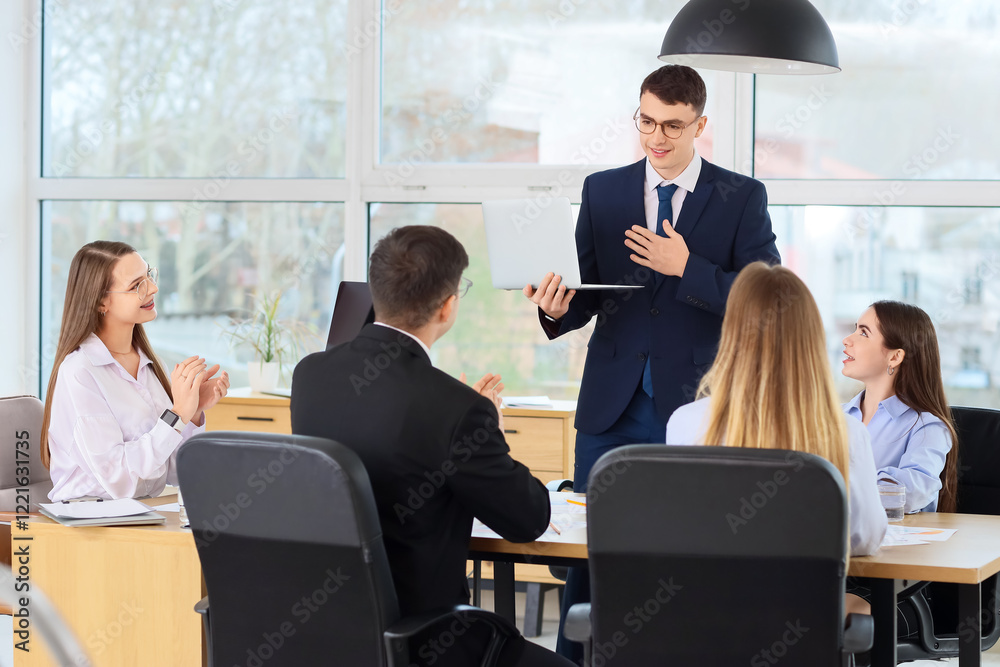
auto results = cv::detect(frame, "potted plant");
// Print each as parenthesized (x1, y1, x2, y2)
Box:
(222, 291, 308, 393)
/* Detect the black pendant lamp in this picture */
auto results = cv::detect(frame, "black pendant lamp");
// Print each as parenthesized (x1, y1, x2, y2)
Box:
(659, 0, 840, 74)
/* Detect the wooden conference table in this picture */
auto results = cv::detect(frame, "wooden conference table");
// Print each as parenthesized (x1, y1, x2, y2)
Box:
(13, 495, 204, 667)
(470, 512, 1000, 667)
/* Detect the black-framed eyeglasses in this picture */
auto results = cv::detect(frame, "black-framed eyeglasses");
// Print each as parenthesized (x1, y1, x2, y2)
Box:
(457, 276, 473, 299)
(633, 108, 702, 139)
(106, 266, 159, 301)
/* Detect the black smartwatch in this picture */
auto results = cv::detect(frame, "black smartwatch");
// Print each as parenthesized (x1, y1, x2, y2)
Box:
(160, 409, 184, 432)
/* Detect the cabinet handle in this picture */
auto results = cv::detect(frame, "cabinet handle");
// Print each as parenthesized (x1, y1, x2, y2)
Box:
(237, 416, 275, 422)
(504, 429, 518, 434)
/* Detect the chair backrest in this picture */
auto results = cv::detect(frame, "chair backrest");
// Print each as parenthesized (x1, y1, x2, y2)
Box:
(586, 445, 848, 666)
(0, 396, 53, 509)
(952, 406, 1000, 515)
(177, 431, 400, 666)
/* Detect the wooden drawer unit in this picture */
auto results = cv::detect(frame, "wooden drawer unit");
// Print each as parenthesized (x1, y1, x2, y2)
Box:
(206, 389, 291, 434)
(208, 391, 576, 481)
(504, 416, 564, 473)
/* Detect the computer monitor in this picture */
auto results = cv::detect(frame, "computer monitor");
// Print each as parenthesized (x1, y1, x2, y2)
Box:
(326, 281, 375, 350)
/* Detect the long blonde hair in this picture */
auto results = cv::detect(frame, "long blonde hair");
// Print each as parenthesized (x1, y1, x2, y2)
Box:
(41, 241, 172, 468)
(698, 262, 850, 488)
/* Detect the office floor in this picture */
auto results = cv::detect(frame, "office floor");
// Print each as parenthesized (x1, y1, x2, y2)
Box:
(486, 588, 1000, 665)
(2, 593, 999, 665)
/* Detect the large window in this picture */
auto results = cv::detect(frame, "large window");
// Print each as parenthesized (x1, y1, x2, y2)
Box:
(369, 203, 592, 399)
(42, 201, 343, 386)
(754, 2, 1000, 179)
(770, 205, 1000, 405)
(381, 1, 717, 167)
(9, 0, 1000, 410)
(44, 0, 349, 178)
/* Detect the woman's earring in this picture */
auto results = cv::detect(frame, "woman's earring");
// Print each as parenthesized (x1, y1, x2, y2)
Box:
(99, 310, 106, 317)
(887, 365, 895, 376)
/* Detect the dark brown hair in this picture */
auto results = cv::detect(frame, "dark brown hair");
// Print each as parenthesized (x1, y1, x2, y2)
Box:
(871, 301, 959, 512)
(41, 241, 173, 468)
(640, 65, 707, 116)
(368, 226, 469, 330)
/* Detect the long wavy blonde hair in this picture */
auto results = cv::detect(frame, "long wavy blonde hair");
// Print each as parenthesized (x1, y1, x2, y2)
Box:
(698, 262, 850, 487)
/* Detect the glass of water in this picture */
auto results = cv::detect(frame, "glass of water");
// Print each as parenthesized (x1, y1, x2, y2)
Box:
(177, 487, 190, 527)
(878, 484, 906, 522)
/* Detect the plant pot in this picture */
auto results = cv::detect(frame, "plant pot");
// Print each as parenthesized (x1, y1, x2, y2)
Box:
(248, 361, 281, 393)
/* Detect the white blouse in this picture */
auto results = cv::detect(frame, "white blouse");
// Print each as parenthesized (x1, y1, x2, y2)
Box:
(666, 397, 887, 556)
(47, 333, 204, 501)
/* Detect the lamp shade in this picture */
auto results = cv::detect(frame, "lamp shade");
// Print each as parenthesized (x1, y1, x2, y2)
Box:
(659, 0, 840, 75)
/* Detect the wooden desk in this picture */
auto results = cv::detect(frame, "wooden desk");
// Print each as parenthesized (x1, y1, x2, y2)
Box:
(850, 513, 1000, 667)
(472, 512, 1000, 667)
(13, 495, 203, 667)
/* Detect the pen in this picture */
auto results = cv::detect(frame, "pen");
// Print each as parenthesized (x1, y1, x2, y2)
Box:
(61, 497, 104, 504)
(566, 498, 586, 507)
(549, 521, 561, 535)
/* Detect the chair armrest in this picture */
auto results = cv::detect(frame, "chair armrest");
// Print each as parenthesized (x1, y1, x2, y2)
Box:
(563, 603, 592, 643)
(545, 479, 574, 492)
(384, 604, 518, 667)
(194, 596, 209, 615)
(194, 596, 213, 667)
(843, 613, 873, 653)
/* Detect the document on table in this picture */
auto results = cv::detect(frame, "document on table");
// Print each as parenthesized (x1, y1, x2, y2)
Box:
(471, 493, 587, 541)
(880, 524, 958, 547)
(39, 498, 155, 519)
(502, 396, 553, 408)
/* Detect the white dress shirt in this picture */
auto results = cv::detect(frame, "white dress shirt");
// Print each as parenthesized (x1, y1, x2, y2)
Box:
(47, 333, 205, 501)
(666, 396, 887, 556)
(643, 152, 703, 233)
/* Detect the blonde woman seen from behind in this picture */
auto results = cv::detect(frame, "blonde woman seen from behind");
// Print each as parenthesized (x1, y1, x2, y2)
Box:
(665, 262, 887, 558)
(41, 241, 230, 501)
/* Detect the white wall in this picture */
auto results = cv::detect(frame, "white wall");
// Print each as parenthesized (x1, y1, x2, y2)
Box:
(0, 0, 31, 397)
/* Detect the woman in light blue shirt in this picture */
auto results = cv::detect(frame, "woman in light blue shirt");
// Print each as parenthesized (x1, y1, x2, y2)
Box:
(665, 262, 887, 557)
(841, 301, 958, 513)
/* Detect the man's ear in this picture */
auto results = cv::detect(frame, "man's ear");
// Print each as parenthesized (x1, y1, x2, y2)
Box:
(438, 294, 457, 323)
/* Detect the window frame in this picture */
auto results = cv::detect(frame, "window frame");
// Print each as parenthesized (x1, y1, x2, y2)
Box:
(5, 0, 1000, 398)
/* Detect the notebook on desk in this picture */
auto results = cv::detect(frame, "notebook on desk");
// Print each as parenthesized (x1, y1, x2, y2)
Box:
(38, 498, 166, 527)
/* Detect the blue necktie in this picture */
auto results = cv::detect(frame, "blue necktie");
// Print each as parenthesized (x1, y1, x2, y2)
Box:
(642, 183, 678, 397)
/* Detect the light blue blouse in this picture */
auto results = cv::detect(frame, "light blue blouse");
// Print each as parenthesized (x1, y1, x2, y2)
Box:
(843, 392, 951, 513)
(666, 397, 887, 557)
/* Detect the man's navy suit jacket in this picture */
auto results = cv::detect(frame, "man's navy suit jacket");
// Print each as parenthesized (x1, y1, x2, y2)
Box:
(541, 158, 781, 435)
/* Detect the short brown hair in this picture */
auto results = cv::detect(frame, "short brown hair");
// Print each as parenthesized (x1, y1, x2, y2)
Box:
(368, 226, 469, 330)
(640, 65, 707, 117)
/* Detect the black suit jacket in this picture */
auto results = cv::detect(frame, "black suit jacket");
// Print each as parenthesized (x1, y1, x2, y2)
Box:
(291, 324, 550, 616)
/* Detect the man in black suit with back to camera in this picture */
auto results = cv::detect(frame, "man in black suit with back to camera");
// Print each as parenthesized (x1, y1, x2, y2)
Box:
(291, 225, 574, 667)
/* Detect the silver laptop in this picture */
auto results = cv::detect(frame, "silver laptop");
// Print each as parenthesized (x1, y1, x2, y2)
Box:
(482, 197, 643, 290)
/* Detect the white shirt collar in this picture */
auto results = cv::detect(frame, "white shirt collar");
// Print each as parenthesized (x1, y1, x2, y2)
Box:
(373, 322, 432, 359)
(644, 150, 702, 195)
(79, 332, 153, 369)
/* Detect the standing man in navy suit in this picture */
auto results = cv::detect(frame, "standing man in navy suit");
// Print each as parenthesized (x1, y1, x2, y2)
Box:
(524, 65, 780, 662)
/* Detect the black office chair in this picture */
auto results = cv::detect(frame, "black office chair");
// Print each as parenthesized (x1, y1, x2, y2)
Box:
(896, 406, 1000, 660)
(177, 431, 517, 667)
(563, 445, 872, 666)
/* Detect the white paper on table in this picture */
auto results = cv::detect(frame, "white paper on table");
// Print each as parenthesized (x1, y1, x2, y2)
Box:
(550, 492, 587, 515)
(39, 498, 154, 520)
(154, 503, 181, 513)
(502, 396, 553, 407)
(471, 517, 586, 542)
(887, 525, 957, 542)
